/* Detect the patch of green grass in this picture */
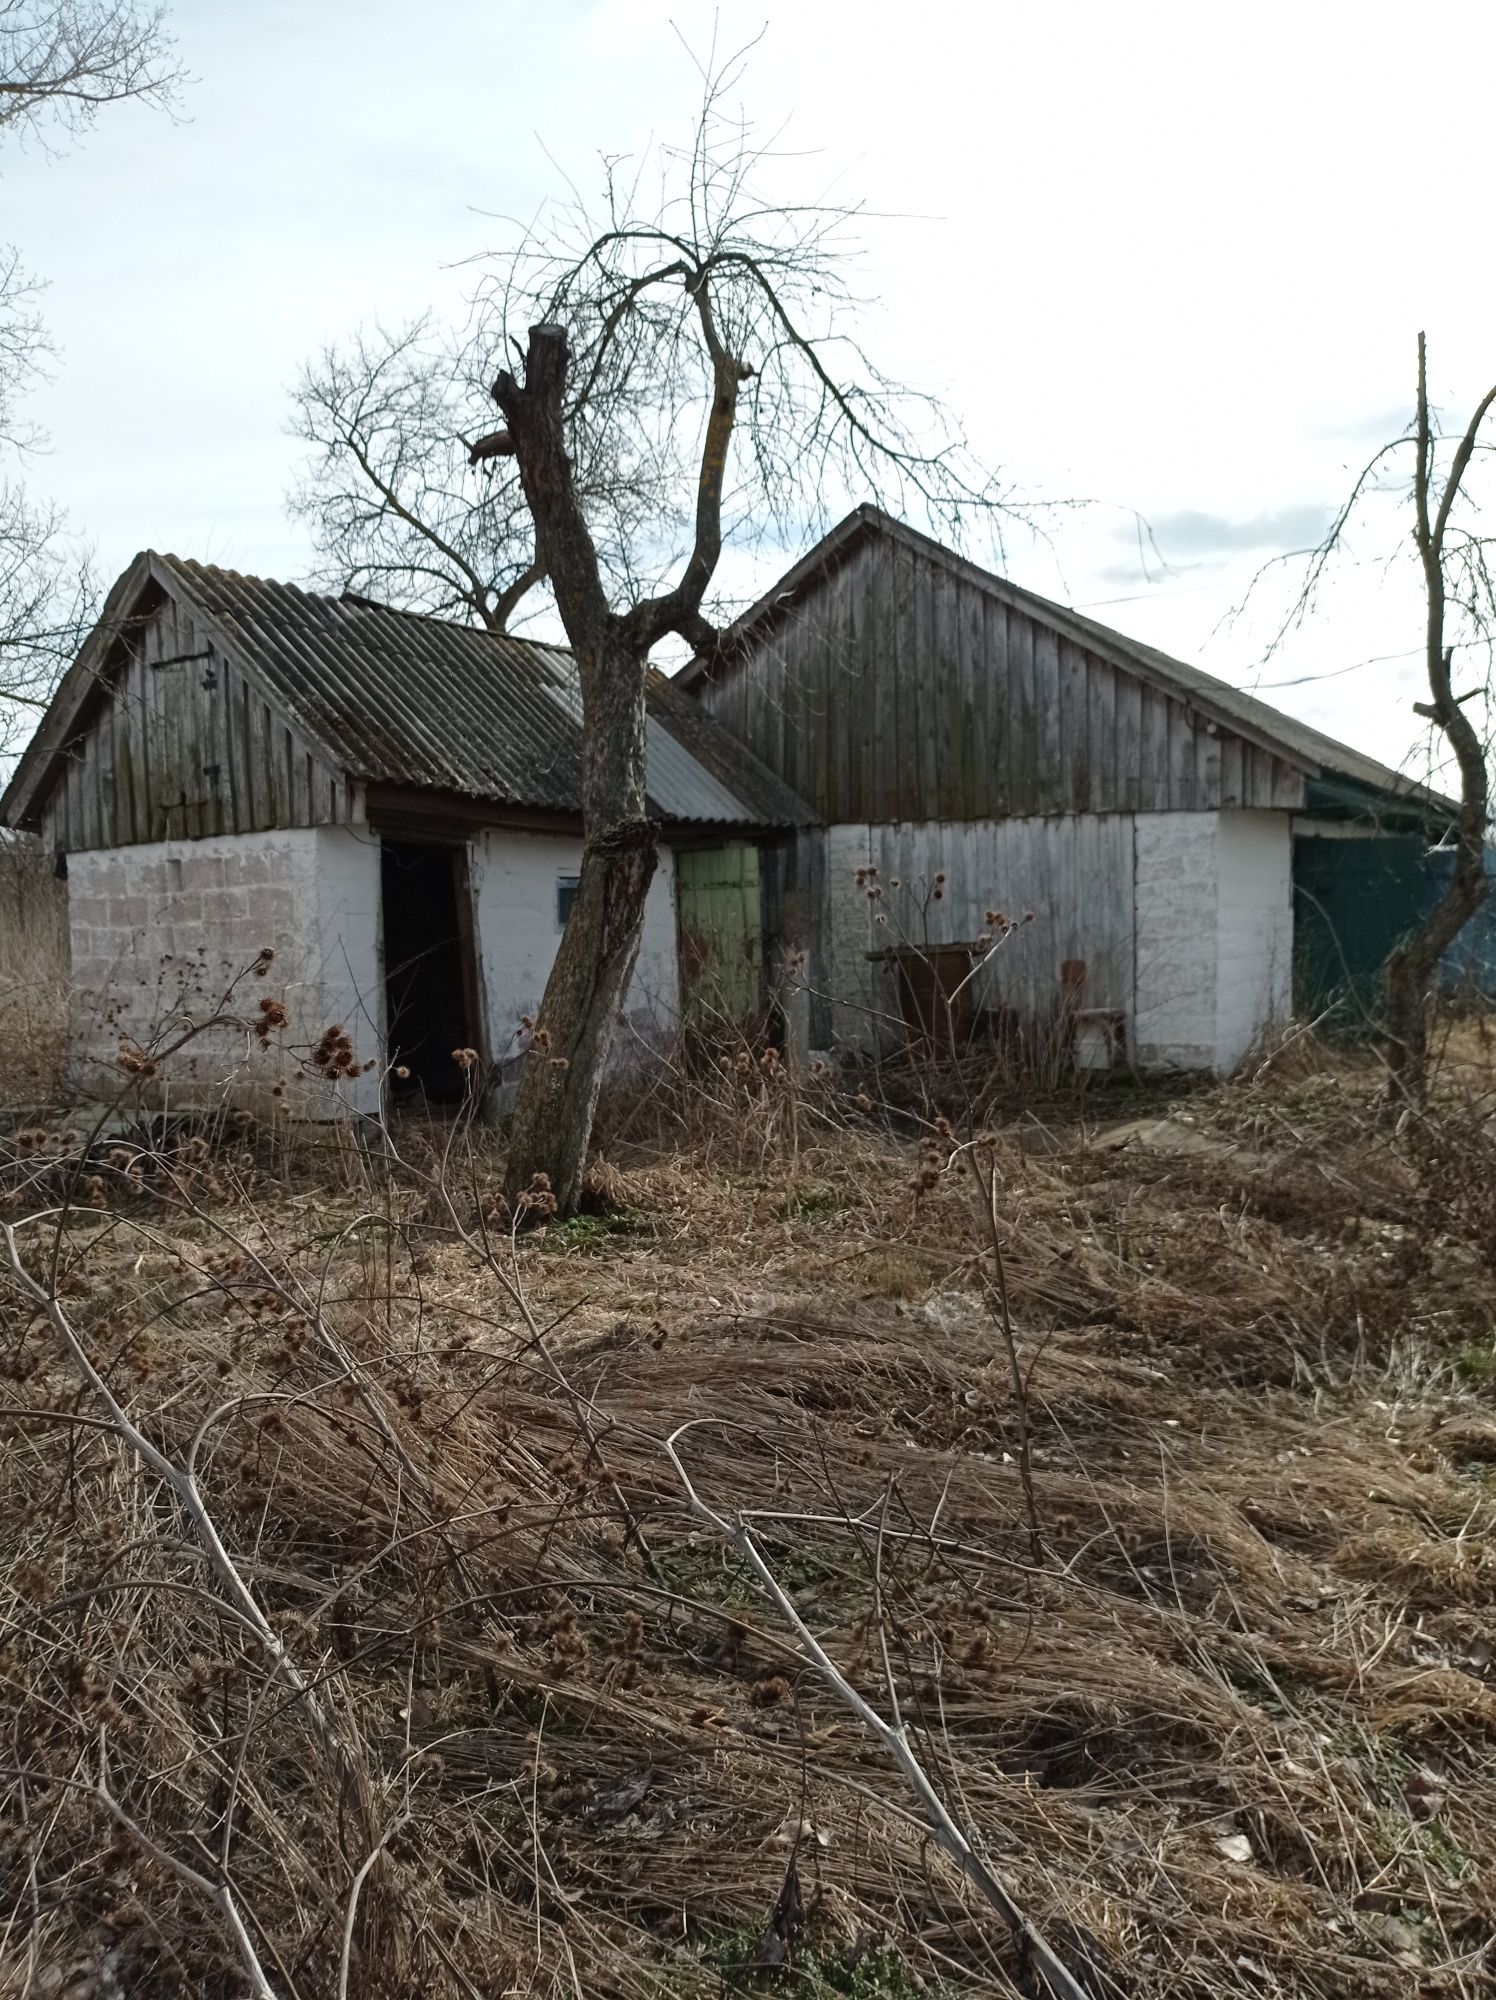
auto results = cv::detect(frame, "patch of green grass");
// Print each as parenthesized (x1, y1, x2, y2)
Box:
(1455, 1342, 1496, 1390)
(697, 1927, 943, 1997)
(784, 1182, 843, 1221)
(541, 1209, 647, 1255)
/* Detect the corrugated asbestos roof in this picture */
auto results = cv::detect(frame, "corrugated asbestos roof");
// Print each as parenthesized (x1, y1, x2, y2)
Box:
(682, 506, 1456, 815)
(155, 556, 811, 827)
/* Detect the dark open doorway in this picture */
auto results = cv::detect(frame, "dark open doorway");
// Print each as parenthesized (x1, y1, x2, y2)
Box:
(380, 838, 481, 1104)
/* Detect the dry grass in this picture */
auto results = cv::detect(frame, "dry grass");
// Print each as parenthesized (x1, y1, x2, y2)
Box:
(1, 1040, 1495, 1998)
(0, 837, 68, 1106)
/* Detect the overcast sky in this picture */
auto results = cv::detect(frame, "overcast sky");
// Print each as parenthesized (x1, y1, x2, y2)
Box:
(9, 0, 1496, 777)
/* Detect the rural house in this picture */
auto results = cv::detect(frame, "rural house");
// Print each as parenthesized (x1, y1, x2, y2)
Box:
(683, 507, 1456, 1070)
(1, 518, 1459, 1111)
(0, 552, 809, 1113)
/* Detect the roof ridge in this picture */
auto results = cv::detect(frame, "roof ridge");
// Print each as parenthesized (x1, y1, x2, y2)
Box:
(153, 555, 571, 658)
(45, 551, 809, 830)
(683, 507, 1452, 814)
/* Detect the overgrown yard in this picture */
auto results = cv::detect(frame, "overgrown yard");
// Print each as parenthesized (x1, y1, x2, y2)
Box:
(2, 1039, 1495, 1998)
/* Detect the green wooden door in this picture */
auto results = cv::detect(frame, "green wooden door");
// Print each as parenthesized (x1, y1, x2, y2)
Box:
(675, 843, 763, 1027)
(1293, 834, 1424, 1036)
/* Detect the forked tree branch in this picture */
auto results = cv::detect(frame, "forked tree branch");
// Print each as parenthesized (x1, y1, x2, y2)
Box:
(1, 1218, 384, 1871)
(96, 1739, 279, 2000)
(663, 1419, 1095, 2000)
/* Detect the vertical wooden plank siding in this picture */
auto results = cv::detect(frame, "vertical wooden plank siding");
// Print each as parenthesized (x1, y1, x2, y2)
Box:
(1088, 657, 1116, 811)
(988, 592, 1012, 812)
(1198, 722, 1222, 809)
(931, 562, 959, 818)
(832, 556, 856, 821)
(868, 545, 897, 823)
(1114, 666, 1141, 813)
(914, 553, 942, 813)
(1009, 611, 1037, 814)
(675, 842, 764, 1024)
(891, 543, 919, 820)
(34, 591, 349, 852)
(864, 815, 1136, 1024)
(1056, 635, 1087, 810)
(956, 565, 985, 816)
(693, 528, 1312, 824)
(1220, 735, 1243, 809)
(1036, 626, 1064, 811)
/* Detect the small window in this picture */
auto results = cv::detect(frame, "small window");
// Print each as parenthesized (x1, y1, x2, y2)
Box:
(557, 874, 580, 928)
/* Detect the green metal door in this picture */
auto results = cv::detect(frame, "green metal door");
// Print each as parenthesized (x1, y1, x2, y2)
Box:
(675, 843, 763, 1027)
(1293, 834, 1424, 1036)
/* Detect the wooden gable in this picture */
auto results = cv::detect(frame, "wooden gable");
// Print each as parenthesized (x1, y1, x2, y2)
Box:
(695, 524, 1312, 824)
(13, 559, 354, 854)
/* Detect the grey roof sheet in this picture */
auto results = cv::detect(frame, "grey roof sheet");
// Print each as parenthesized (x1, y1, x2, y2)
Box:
(685, 506, 1456, 816)
(156, 556, 810, 827)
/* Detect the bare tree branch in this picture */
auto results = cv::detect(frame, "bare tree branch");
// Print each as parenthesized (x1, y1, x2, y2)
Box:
(663, 1419, 1095, 2000)
(0, 1, 182, 142)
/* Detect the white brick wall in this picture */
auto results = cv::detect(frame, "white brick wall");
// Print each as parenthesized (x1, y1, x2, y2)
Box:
(65, 825, 685, 1114)
(67, 828, 382, 1115)
(822, 824, 879, 1049)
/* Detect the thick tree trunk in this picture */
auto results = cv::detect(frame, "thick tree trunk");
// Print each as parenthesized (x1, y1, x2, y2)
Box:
(1384, 796, 1487, 1105)
(503, 625, 655, 1214)
(1386, 335, 1494, 1108)
(489, 318, 739, 1213)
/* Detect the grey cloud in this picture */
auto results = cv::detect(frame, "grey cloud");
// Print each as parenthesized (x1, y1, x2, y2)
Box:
(1312, 406, 1412, 445)
(1140, 503, 1333, 559)
(1092, 558, 1171, 588)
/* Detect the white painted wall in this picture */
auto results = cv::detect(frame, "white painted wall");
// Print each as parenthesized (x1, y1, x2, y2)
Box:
(64, 823, 686, 1114)
(469, 829, 679, 1068)
(66, 827, 383, 1114)
(1214, 811, 1293, 1069)
(822, 823, 878, 1048)
(1133, 811, 1293, 1070)
(1133, 813, 1219, 1068)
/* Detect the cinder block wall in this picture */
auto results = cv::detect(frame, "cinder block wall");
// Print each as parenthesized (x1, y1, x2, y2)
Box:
(66, 828, 381, 1115)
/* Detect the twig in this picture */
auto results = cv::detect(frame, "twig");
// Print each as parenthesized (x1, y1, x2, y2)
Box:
(338, 1812, 408, 2000)
(96, 1737, 279, 2000)
(1, 1219, 381, 1851)
(429, 1167, 661, 1580)
(967, 1140, 1044, 1566)
(662, 1418, 1093, 2000)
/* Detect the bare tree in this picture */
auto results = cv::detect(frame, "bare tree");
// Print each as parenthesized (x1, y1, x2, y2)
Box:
(0, 247, 93, 759)
(290, 320, 549, 632)
(431, 47, 1008, 1214)
(1269, 334, 1495, 1102)
(0, 482, 94, 758)
(290, 316, 675, 633)
(0, 0, 181, 141)
(1384, 335, 1495, 1101)
(0, 2, 178, 756)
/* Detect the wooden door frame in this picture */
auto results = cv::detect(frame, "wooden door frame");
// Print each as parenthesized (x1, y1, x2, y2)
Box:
(375, 829, 490, 1078)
